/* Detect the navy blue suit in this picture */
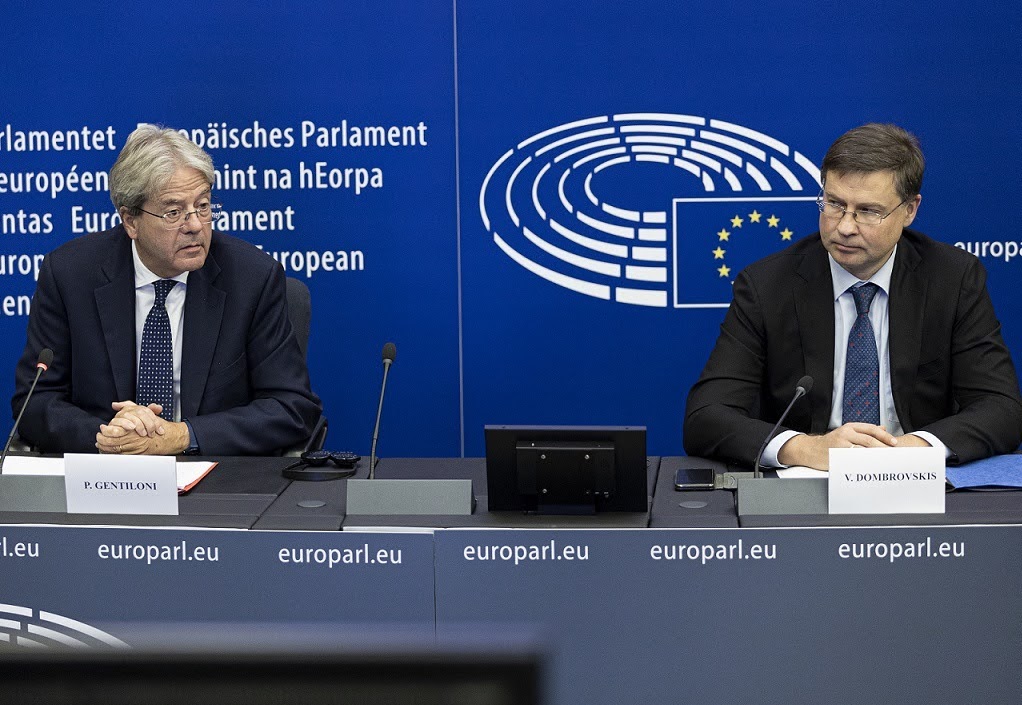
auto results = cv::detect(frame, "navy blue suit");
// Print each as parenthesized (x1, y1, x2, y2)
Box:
(12, 226, 322, 455)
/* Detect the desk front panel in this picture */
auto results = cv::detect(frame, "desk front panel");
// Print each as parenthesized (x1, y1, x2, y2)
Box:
(435, 525, 1022, 705)
(0, 526, 435, 646)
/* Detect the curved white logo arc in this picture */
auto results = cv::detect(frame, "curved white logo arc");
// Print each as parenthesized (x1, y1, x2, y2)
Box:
(479, 113, 822, 308)
(0, 603, 129, 648)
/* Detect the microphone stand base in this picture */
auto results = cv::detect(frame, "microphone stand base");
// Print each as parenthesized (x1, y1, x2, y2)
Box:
(346, 479, 475, 516)
(737, 477, 828, 516)
(0, 474, 67, 512)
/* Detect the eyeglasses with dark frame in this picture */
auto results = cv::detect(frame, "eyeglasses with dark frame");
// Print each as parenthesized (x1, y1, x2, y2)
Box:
(139, 201, 222, 230)
(816, 191, 908, 226)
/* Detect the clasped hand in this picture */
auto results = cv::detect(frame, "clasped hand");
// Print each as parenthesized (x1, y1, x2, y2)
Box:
(777, 423, 931, 470)
(95, 401, 185, 455)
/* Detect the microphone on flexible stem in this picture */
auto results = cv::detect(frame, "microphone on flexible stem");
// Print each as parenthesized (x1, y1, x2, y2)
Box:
(346, 340, 470, 517)
(753, 375, 813, 478)
(368, 342, 396, 480)
(1, 348, 53, 473)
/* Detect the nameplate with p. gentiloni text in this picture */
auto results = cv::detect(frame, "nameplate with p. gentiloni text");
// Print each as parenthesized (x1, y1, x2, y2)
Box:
(828, 447, 945, 514)
(64, 454, 178, 515)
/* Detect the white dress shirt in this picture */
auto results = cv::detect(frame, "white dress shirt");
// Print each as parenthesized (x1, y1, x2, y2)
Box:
(763, 245, 945, 466)
(132, 242, 188, 422)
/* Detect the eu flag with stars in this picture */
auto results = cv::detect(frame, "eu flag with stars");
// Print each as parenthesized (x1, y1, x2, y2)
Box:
(672, 197, 819, 308)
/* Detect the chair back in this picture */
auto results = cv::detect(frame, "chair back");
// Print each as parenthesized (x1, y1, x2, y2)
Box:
(283, 277, 327, 453)
(285, 277, 311, 359)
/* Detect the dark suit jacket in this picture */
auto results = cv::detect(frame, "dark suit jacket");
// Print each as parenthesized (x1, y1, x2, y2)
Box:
(12, 226, 322, 455)
(684, 228, 1022, 467)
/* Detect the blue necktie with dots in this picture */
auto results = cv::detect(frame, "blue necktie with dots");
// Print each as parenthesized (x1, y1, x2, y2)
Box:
(842, 282, 881, 425)
(137, 279, 176, 421)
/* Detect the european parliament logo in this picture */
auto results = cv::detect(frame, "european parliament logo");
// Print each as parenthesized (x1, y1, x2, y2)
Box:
(479, 113, 821, 308)
(0, 603, 128, 648)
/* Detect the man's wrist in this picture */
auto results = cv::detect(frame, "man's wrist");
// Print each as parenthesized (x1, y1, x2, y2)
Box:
(777, 433, 822, 468)
(180, 419, 200, 455)
(776, 434, 804, 467)
(156, 421, 192, 455)
(764, 430, 801, 468)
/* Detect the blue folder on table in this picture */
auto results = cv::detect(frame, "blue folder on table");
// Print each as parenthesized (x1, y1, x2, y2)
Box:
(946, 454, 1022, 490)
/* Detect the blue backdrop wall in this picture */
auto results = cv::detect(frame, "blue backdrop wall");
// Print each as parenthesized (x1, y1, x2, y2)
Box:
(1, 1, 1020, 458)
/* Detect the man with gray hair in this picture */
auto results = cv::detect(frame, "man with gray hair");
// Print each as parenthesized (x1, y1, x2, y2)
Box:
(12, 124, 321, 455)
(684, 123, 1022, 470)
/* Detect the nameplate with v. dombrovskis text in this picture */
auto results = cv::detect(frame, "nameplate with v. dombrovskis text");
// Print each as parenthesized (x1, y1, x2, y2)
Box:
(64, 453, 179, 515)
(828, 447, 945, 514)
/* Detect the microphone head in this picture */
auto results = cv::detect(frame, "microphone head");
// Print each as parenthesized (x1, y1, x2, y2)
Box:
(37, 348, 54, 370)
(382, 342, 397, 363)
(796, 375, 814, 394)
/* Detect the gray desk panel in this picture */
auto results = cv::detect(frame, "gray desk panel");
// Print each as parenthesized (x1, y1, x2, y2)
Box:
(649, 457, 739, 527)
(251, 458, 376, 530)
(0, 511, 261, 529)
(179, 493, 278, 516)
(741, 489, 1022, 527)
(7, 454, 1020, 530)
(0, 456, 290, 528)
(189, 456, 292, 495)
(676, 455, 1022, 527)
(252, 480, 348, 531)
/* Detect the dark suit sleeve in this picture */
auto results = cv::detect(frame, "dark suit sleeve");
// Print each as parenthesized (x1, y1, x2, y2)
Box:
(185, 263, 321, 455)
(916, 258, 1022, 462)
(683, 269, 785, 466)
(12, 254, 110, 453)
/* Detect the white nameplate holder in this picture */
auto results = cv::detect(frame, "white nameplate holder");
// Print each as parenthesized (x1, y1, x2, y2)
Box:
(828, 447, 945, 514)
(64, 453, 179, 515)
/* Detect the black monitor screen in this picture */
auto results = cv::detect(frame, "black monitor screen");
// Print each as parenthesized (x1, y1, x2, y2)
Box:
(484, 425, 647, 514)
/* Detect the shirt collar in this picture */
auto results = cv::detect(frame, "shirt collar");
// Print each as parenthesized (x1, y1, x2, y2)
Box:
(829, 244, 897, 301)
(131, 241, 190, 289)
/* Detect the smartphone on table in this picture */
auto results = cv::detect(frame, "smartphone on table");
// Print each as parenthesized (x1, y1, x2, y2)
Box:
(674, 467, 715, 490)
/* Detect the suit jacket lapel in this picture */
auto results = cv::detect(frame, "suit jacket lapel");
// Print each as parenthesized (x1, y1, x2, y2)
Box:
(180, 250, 225, 419)
(888, 237, 925, 431)
(95, 232, 136, 402)
(793, 244, 836, 433)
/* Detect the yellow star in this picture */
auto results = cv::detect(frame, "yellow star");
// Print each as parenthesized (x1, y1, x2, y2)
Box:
(717, 228, 730, 241)
(749, 210, 762, 223)
(780, 228, 794, 241)
(730, 215, 743, 228)
(712, 247, 726, 259)
(767, 215, 780, 227)
(717, 264, 731, 278)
